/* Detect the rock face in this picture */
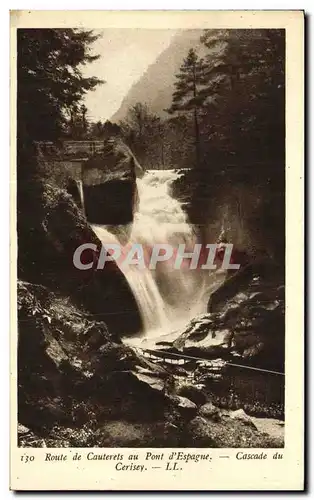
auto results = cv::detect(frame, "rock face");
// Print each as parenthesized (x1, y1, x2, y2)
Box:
(18, 281, 173, 438)
(17, 175, 142, 335)
(82, 138, 143, 225)
(171, 164, 285, 265)
(149, 259, 285, 420)
(18, 281, 282, 448)
(173, 260, 285, 371)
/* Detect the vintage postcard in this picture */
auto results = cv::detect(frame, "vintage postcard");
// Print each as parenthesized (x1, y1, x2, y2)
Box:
(10, 10, 304, 491)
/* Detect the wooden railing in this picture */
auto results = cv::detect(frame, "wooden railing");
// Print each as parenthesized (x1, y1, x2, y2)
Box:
(35, 140, 105, 158)
(136, 347, 284, 376)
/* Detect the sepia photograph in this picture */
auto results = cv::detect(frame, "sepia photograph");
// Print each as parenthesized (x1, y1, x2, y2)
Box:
(15, 22, 288, 450)
(9, 12, 304, 489)
(9, 8, 305, 491)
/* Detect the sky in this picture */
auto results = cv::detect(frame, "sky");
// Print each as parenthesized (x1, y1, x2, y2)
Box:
(82, 29, 177, 122)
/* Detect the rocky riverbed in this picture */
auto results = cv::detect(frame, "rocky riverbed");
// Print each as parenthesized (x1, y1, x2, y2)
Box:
(18, 261, 284, 448)
(127, 257, 285, 419)
(18, 271, 284, 448)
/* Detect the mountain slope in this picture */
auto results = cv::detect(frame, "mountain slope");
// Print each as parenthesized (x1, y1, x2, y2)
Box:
(111, 29, 205, 122)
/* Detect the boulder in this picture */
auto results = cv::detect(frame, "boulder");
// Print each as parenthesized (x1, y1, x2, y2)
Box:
(185, 416, 216, 446)
(17, 282, 180, 443)
(199, 402, 221, 421)
(173, 314, 214, 350)
(175, 261, 285, 370)
(170, 396, 198, 420)
(82, 138, 143, 225)
(17, 178, 142, 335)
(172, 314, 231, 360)
(228, 408, 257, 429)
(97, 370, 173, 422)
(250, 417, 284, 445)
(176, 383, 207, 406)
(185, 415, 281, 448)
(18, 281, 116, 430)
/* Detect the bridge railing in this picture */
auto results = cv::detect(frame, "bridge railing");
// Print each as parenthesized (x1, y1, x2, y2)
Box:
(35, 140, 105, 158)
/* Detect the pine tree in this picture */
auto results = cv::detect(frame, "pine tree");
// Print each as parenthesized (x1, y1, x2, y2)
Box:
(167, 48, 207, 168)
(17, 28, 104, 156)
(199, 29, 285, 162)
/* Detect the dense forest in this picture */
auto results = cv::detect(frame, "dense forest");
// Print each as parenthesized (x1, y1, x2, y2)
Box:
(84, 29, 285, 173)
(17, 27, 285, 261)
(18, 29, 284, 173)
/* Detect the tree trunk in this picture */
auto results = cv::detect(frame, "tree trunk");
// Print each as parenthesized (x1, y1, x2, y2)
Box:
(193, 63, 201, 168)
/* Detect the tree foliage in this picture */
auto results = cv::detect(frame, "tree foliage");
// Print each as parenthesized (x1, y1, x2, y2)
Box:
(17, 28, 104, 152)
(167, 48, 207, 113)
(198, 29, 285, 163)
(121, 30, 285, 172)
(119, 103, 166, 169)
(89, 120, 121, 140)
(167, 48, 208, 167)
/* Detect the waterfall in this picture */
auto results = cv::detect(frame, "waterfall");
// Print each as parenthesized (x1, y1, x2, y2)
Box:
(77, 180, 85, 215)
(93, 169, 212, 337)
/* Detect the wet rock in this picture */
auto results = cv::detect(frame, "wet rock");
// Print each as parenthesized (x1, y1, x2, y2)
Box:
(176, 263, 284, 370)
(135, 355, 170, 378)
(173, 314, 214, 350)
(242, 342, 264, 358)
(66, 178, 83, 209)
(170, 365, 189, 376)
(197, 373, 223, 384)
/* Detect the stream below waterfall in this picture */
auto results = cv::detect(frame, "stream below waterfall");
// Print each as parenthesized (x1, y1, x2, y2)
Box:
(92, 170, 284, 420)
(93, 169, 223, 344)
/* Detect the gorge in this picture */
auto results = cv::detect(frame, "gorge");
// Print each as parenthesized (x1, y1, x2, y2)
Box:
(16, 27, 286, 449)
(17, 139, 285, 449)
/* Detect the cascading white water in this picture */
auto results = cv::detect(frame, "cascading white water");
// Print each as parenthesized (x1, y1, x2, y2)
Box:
(93, 169, 212, 337)
(77, 180, 85, 215)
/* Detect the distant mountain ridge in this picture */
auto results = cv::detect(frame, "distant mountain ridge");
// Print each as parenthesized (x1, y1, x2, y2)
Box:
(111, 30, 205, 122)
